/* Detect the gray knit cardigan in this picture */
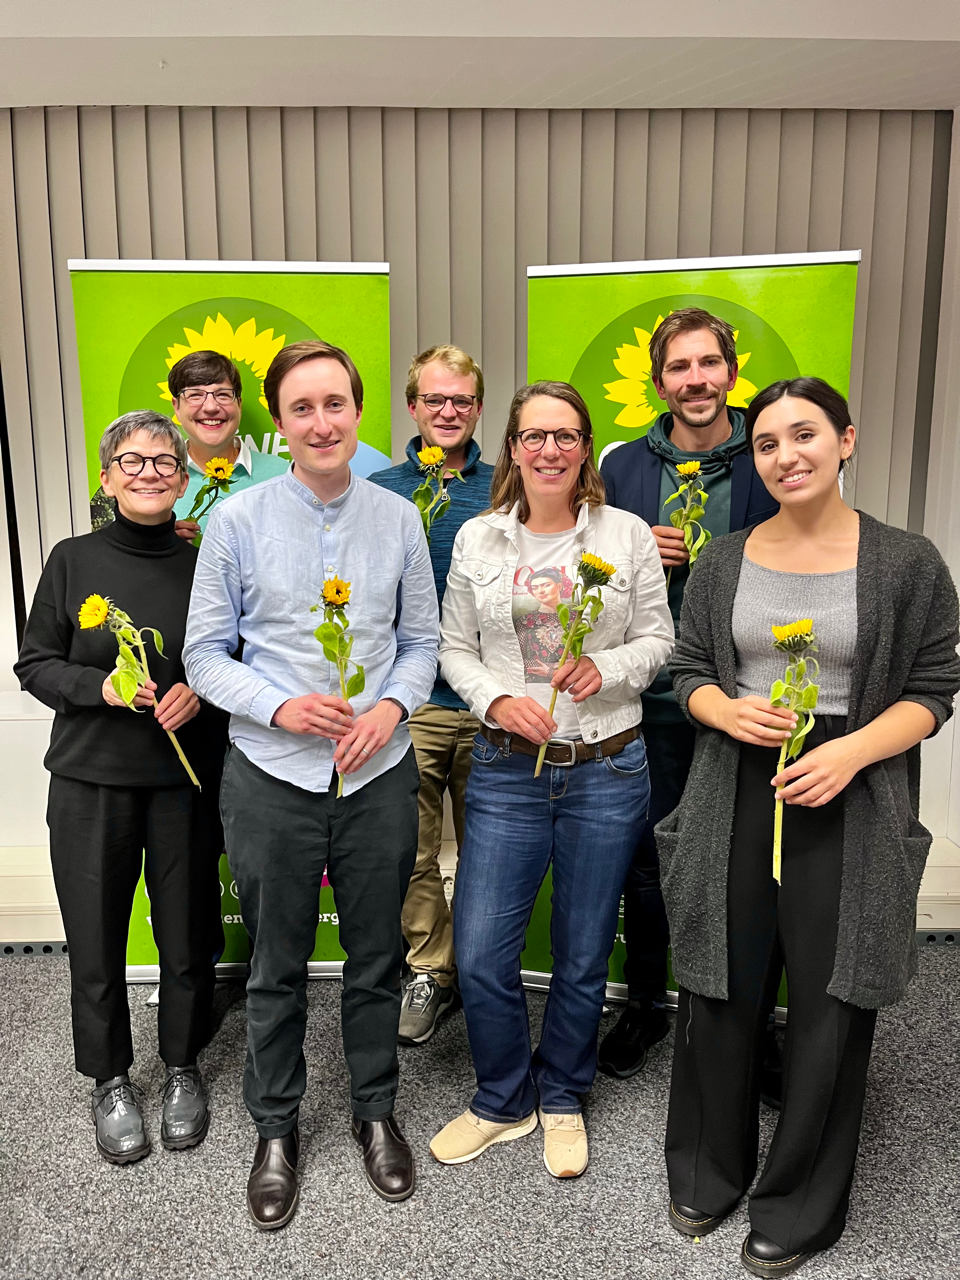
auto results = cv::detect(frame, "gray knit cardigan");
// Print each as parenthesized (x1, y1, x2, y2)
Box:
(655, 512, 960, 1009)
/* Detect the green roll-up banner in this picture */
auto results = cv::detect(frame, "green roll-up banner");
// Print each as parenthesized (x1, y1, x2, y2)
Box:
(524, 251, 859, 988)
(68, 260, 391, 972)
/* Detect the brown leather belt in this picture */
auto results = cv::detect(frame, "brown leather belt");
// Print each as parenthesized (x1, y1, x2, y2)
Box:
(478, 723, 640, 768)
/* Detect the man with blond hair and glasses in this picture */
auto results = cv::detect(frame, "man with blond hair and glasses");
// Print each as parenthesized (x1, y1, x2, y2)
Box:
(370, 345, 494, 1045)
(599, 308, 779, 1087)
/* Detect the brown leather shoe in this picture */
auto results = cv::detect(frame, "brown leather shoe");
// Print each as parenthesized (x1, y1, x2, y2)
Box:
(351, 1115, 415, 1201)
(247, 1127, 300, 1231)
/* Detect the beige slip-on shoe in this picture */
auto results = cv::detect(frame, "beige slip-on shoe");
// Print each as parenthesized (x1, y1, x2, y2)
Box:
(430, 1108, 539, 1164)
(539, 1109, 588, 1178)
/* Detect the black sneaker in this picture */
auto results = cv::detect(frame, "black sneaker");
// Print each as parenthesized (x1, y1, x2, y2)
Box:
(398, 974, 460, 1045)
(597, 999, 669, 1078)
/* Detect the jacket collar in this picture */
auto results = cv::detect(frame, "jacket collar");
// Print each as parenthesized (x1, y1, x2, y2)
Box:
(404, 435, 483, 474)
(481, 500, 594, 546)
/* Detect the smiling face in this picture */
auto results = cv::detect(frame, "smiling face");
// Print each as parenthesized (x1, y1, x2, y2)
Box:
(408, 359, 481, 456)
(173, 380, 242, 453)
(100, 427, 188, 525)
(653, 328, 738, 429)
(509, 395, 588, 514)
(274, 357, 361, 498)
(751, 396, 855, 506)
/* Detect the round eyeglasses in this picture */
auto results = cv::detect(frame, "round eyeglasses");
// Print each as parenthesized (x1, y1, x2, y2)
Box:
(178, 388, 238, 406)
(416, 394, 478, 414)
(515, 428, 585, 452)
(109, 452, 183, 477)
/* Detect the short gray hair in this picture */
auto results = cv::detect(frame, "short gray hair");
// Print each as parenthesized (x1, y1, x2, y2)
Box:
(99, 411, 188, 472)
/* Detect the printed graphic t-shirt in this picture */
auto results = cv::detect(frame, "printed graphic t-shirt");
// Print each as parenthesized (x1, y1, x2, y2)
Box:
(513, 523, 582, 739)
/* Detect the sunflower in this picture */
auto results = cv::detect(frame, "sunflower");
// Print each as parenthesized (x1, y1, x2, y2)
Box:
(322, 576, 351, 608)
(771, 619, 817, 653)
(157, 314, 287, 416)
(78, 594, 110, 630)
(204, 457, 235, 482)
(603, 315, 758, 430)
(417, 445, 446, 468)
(676, 460, 702, 477)
(579, 552, 616, 588)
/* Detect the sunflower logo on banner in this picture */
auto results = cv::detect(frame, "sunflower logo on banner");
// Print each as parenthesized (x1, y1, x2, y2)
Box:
(602, 314, 758, 431)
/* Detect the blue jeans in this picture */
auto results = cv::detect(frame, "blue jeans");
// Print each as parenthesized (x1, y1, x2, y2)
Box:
(453, 732, 650, 1120)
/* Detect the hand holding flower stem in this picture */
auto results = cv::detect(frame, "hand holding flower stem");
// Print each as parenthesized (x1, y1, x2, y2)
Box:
(78, 594, 202, 788)
(769, 620, 820, 883)
(411, 445, 464, 544)
(533, 553, 615, 778)
(312, 577, 366, 797)
(662, 460, 710, 591)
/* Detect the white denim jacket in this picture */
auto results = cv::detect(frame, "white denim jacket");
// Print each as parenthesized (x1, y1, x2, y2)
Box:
(439, 501, 675, 745)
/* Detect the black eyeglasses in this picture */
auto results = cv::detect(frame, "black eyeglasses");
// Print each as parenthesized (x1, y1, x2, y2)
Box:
(109, 452, 183, 477)
(416, 394, 478, 414)
(516, 428, 585, 452)
(178, 388, 238, 405)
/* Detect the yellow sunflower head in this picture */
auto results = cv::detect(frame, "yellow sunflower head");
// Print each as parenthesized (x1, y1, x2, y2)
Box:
(676, 461, 702, 477)
(772, 619, 816, 653)
(579, 552, 616, 588)
(205, 457, 235, 482)
(322, 576, 351, 608)
(78, 593, 110, 630)
(417, 445, 446, 468)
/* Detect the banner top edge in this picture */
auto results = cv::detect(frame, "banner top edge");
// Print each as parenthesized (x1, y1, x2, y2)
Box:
(67, 259, 391, 274)
(526, 251, 862, 279)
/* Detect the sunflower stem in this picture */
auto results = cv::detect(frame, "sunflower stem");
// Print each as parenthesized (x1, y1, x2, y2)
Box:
(534, 604, 585, 779)
(134, 634, 202, 790)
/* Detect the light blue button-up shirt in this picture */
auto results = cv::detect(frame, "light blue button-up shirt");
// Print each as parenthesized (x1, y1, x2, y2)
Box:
(183, 469, 439, 795)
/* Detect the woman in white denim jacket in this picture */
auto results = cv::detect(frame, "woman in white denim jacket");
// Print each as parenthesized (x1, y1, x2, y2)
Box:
(429, 382, 674, 1179)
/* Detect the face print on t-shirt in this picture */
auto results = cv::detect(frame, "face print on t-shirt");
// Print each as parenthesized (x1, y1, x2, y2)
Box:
(512, 563, 575, 683)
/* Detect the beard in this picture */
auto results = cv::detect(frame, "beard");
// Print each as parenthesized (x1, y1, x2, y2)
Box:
(671, 392, 725, 430)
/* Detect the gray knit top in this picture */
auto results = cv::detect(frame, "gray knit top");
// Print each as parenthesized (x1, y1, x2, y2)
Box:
(732, 557, 858, 715)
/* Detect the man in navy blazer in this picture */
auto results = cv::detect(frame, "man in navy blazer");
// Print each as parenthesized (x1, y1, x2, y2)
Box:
(598, 307, 779, 1081)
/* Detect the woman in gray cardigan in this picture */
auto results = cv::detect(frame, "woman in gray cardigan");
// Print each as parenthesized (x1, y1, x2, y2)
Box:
(657, 377, 960, 1278)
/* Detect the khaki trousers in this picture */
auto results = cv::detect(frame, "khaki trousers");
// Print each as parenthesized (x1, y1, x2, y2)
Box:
(403, 703, 478, 986)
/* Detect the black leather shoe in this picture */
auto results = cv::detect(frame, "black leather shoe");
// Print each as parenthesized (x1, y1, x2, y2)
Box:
(760, 1023, 783, 1111)
(247, 1127, 300, 1231)
(161, 1064, 209, 1150)
(669, 1200, 734, 1237)
(351, 1115, 415, 1201)
(742, 1231, 814, 1276)
(597, 1000, 670, 1078)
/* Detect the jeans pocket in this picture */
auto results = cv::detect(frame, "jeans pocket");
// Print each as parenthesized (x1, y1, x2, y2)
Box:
(603, 734, 648, 777)
(470, 734, 503, 766)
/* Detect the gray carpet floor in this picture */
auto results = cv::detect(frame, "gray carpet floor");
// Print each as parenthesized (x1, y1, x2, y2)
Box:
(0, 948, 956, 1280)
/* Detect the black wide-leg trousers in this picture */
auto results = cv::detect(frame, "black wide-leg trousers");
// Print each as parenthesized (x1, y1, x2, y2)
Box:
(665, 717, 877, 1254)
(47, 774, 225, 1080)
(220, 746, 419, 1139)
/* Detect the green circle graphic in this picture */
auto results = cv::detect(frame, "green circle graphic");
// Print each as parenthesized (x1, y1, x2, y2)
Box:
(118, 296, 320, 449)
(570, 293, 800, 459)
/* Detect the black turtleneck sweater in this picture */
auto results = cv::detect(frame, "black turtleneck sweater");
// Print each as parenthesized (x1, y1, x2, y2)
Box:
(15, 511, 227, 787)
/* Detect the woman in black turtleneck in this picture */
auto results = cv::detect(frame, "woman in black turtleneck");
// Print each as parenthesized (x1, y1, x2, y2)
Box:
(16, 410, 227, 1165)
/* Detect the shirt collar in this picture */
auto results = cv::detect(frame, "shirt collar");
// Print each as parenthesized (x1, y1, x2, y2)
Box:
(186, 435, 253, 477)
(282, 465, 356, 511)
(405, 435, 483, 474)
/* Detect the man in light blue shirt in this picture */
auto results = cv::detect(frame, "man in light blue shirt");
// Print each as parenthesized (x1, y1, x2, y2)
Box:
(184, 339, 438, 1227)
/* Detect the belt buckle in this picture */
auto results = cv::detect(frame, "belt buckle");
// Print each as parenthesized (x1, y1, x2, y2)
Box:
(545, 737, 578, 768)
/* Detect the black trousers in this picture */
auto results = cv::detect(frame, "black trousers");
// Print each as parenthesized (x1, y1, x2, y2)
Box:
(665, 717, 877, 1254)
(221, 746, 419, 1139)
(47, 775, 225, 1080)
(622, 720, 696, 1000)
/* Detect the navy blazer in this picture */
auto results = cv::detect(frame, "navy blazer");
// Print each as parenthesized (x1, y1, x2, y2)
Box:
(600, 435, 779, 533)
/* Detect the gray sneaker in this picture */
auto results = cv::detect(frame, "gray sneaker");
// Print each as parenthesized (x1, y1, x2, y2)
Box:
(398, 974, 459, 1045)
(160, 1064, 209, 1151)
(91, 1075, 150, 1165)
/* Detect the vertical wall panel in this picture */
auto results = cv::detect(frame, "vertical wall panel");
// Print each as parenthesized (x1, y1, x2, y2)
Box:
(280, 108, 317, 262)
(247, 108, 285, 261)
(145, 107, 186, 259)
(580, 110, 615, 264)
(213, 107, 252, 260)
(112, 107, 152, 259)
(179, 107, 219, 259)
(382, 108, 418, 461)
(0, 106, 950, 553)
(415, 110, 452, 349)
(480, 110, 516, 455)
(612, 110, 648, 262)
